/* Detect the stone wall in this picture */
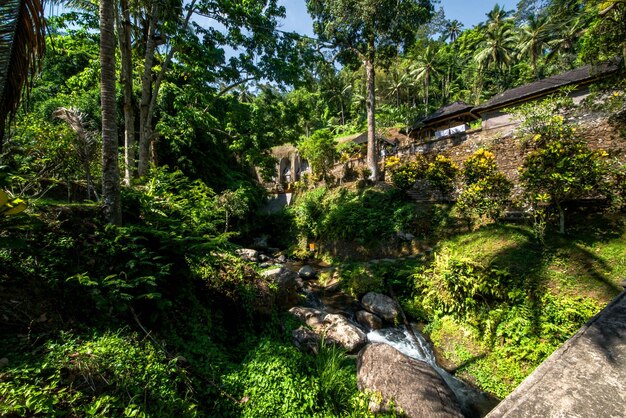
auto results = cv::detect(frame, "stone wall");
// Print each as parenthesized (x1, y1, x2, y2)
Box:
(393, 112, 626, 198)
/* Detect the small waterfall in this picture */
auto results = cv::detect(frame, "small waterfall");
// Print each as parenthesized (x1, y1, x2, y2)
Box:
(368, 326, 498, 417)
(287, 261, 498, 417)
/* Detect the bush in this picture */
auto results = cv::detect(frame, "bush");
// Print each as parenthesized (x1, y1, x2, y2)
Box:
(457, 172, 512, 224)
(413, 252, 510, 330)
(462, 149, 498, 185)
(425, 155, 459, 197)
(390, 156, 427, 191)
(224, 338, 370, 417)
(0, 331, 196, 417)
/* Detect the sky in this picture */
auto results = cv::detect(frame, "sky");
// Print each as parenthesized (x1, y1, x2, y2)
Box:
(277, 0, 520, 36)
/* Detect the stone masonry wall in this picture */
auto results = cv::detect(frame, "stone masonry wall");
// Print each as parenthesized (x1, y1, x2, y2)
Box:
(397, 112, 626, 197)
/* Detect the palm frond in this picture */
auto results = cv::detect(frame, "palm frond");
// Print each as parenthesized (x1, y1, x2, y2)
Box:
(0, 0, 46, 145)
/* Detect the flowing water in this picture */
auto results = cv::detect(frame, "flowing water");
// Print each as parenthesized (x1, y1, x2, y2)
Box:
(368, 327, 499, 417)
(287, 260, 499, 417)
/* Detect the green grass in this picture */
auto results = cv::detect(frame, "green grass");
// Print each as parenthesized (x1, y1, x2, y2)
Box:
(417, 214, 626, 399)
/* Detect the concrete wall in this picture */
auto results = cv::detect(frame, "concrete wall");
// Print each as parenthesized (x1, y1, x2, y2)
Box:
(481, 87, 593, 131)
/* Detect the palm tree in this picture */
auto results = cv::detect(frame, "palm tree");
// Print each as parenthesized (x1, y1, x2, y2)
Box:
(519, 14, 550, 77)
(443, 19, 463, 43)
(547, 12, 587, 66)
(486, 4, 513, 31)
(100, 0, 122, 224)
(0, 0, 45, 147)
(475, 23, 517, 74)
(410, 45, 442, 116)
(384, 64, 410, 108)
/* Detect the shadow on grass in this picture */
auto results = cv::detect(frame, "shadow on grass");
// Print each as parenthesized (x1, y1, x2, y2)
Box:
(479, 218, 623, 342)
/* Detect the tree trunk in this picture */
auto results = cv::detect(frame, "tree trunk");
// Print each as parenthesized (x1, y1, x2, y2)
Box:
(83, 159, 93, 201)
(424, 72, 429, 116)
(100, 0, 122, 225)
(365, 50, 378, 181)
(138, 4, 159, 177)
(340, 99, 345, 126)
(117, 0, 135, 185)
(139, 1, 197, 172)
(557, 202, 565, 234)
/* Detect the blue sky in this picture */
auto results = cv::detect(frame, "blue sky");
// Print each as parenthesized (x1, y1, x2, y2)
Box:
(278, 0, 520, 36)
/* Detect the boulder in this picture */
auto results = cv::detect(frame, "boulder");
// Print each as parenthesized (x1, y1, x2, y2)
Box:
(261, 267, 299, 309)
(298, 265, 317, 280)
(357, 343, 463, 418)
(356, 310, 383, 331)
(288, 306, 326, 329)
(397, 231, 416, 241)
(323, 314, 368, 353)
(361, 292, 400, 322)
(292, 326, 321, 354)
(288, 307, 367, 353)
(235, 248, 258, 262)
(276, 254, 288, 263)
(259, 254, 271, 263)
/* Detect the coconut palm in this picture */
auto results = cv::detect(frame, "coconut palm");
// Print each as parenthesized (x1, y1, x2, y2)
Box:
(410, 45, 442, 116)
(519, 14, 550, 77)
(474, 23, 517, 73)
(443, 19, 463, 43)
(547, 12, 587, 66)
(0, 0, 45, 146)
(100, 0, 122, 224)
(486, 4, 513, 31)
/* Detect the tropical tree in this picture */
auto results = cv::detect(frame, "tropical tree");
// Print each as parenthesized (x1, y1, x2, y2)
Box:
(474, 23, 518, 91)
(486, 3, 513, 31)
(0, 0, 45, 146)
(515, 96, 607, 234)
(410, 45, 442, 116)
(53, 107, 99, 201)
(443, 19, 463, 43)
(99, 0, 121, 224)
(581, 0, 626, 62)
(298, 129, 338, 183)
(519, 14, 550, 77)
(307, 0, 433, 181)
(547, 12, 586, 66)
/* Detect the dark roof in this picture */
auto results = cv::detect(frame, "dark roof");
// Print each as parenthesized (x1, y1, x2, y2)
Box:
(474, 60, 622, 113)
(420, 101, 474, 125)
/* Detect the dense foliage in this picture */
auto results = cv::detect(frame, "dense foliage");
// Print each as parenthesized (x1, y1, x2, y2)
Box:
(0, 0, 624, 414)
(457, 149, 513, 225)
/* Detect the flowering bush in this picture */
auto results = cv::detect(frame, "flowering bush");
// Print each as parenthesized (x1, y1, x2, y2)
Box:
(457, 173, 513, 223)
(462, 149, 498, 185)
(390, 156, 427, 191)
(425, 155, 459, 197)
(457, 149, 512, 225)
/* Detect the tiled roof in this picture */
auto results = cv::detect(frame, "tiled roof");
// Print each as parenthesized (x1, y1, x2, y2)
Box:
(421, 101, 474, 125)
(474, 59, 621, 113)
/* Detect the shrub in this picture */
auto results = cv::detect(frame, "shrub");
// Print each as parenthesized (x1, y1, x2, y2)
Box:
(224, 338, 370, 417)
(425, 155, 459, 197)
(462, 149, 498, 185)
(412, 251, 510, 331)
(457, 172, 512, 224)
(0, 331, 196, 417)
(390, 156, 427, 191)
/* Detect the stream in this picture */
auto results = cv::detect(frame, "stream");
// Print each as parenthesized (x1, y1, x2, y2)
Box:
(368, 327, 499, 417)
(287, 260, 499, 418)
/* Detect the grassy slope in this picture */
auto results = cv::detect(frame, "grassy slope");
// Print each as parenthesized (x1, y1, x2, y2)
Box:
(424, 215, 625, 398)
